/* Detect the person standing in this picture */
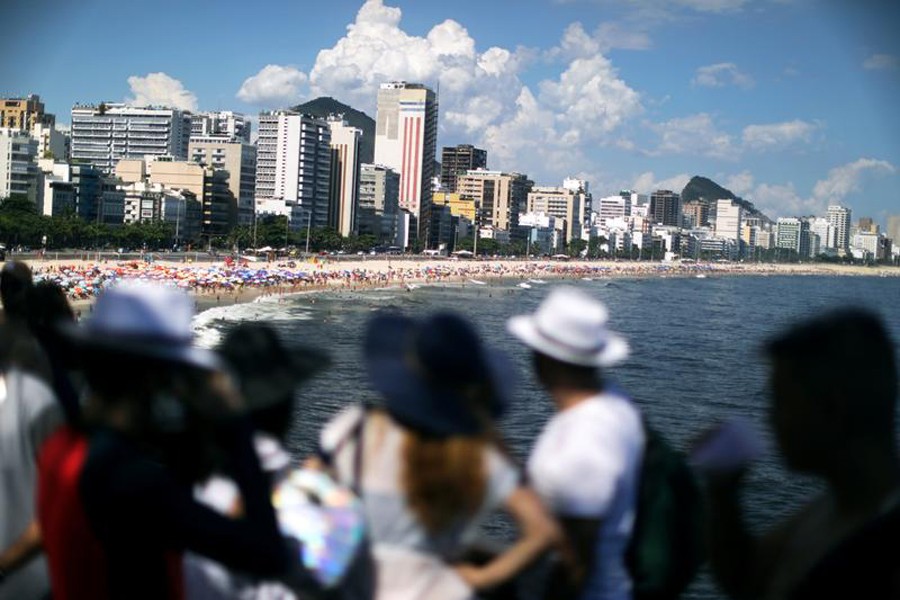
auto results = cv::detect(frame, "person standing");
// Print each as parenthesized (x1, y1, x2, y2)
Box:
(319, 312, 559, 599)
(0, 323, 63, 600)
(507, 286, 645, 599)
(702, 309, 900, 599)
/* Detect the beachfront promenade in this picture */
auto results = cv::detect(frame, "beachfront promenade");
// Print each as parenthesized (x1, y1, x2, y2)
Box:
(23, 256, 900, 308)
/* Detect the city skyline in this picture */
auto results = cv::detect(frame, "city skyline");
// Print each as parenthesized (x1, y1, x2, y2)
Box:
(2, 0, 898, 226)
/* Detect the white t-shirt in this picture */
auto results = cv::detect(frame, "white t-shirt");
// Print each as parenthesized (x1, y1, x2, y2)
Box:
(321, 405, 520, 600)
(0, 368, 63, 600)
(528, 392, 644, 600)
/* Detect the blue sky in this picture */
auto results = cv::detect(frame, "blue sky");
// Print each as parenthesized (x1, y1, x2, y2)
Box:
(3, 0, 898, 226)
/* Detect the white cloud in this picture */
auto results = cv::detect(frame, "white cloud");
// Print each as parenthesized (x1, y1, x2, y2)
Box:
(742, 119, 820, 150)
(126, 73, 197, 111)
(236, 65, 309, 107)
(539, 56, 643, 142)
(862, 53, 899, 71)
(812, 158, 896, 203)
(645, 113, 736, 159)
(302, 0, 642, 186)
(724, 170, 754, 196)
(631, 172, 692, 194)
(692, 62, 755, 89)
(548, 21, 651, 61)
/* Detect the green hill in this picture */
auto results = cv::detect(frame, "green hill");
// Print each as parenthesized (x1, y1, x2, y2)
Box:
(291, 97, 375, 164)
(681, 175, 770, 222)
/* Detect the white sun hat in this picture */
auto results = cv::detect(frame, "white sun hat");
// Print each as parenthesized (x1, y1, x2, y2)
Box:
(61, 282, 221, 371)
(507, 286, 629, 367)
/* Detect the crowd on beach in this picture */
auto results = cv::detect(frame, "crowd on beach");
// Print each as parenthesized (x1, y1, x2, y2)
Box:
(1, 257, 899, 600)
(27, 256, 897, 304)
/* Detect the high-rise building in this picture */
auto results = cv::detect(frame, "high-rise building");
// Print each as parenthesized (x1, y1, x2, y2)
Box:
(887, 215, 900, 244)
(0, 128, 40, 204)
(649, 190, 682, 227)
(563, 178, 591, 236)
(683, 199, 710, 228)
(458, 170, 532, 235)
(596, 195, 631, 227)
(440, 144, 486, 192)
(810, 217, 834, 255)
(191, 111, 250, 142)
(117, 157, 234, 237)
(190, 139, 257, 226)
(857, 217, 878, 234)
(357, 163, 400, 244)
(714, 199, 743, 242)
(826, 205, 851, 254)
(255, 111, 332, 230)
(1, 95, 52, 131)
(70, 103, 192, 174)
(327, 117, 362, 237)
(373, 82, 438, 241)
(527, 185, 584, 243)
(776, 217, 810, 257)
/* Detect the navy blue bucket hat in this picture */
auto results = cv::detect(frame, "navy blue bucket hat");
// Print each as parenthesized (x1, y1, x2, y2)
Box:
(364, 312, 514, 437)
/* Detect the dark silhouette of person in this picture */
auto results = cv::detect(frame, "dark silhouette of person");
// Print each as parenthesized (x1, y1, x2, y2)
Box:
(704, 308, 900, 599)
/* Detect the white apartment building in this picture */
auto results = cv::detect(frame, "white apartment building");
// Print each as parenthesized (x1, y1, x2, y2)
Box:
(0, 128, 40, 204)
(31, 122, 68, 160)
(70, 103, 191, 174)
(596, 195, 632, 227)
(191, 111, 250, 142)
(826, 205, 851, 254)
(190, 138, 257, 226)
(714, 199, 743, 242)
(255, 111, 332, 231)
(327, 117, 361, 237)
(373, 82, 438, 240)
(527, 185, 583, 243)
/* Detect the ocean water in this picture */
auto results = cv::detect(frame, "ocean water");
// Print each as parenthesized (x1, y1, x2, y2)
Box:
(193, 274, 900, 599)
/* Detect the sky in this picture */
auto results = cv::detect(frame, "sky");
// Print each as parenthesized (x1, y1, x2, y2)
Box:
(2, 0, 898, 227)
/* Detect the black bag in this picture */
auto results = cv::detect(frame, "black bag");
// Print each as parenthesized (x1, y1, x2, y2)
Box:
(625, 423, 707, 600)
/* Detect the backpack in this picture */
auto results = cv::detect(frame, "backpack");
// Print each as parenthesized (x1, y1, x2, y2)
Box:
(625, 422, 707, 600)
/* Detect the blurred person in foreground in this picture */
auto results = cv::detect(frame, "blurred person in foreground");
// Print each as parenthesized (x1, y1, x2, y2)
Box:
(41, 283, 288, 599)
(317, 312, 559, 599)
(0, 261, 50, 381)
(703, 309, 900, 599)
(0, 322, 63, 599)
(0, 280, 76, 599)
(507, 286, 645, 600)
(185, 322, 329, 599)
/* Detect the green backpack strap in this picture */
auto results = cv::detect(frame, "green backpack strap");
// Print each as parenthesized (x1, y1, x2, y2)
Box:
(627, 422, 707, 600)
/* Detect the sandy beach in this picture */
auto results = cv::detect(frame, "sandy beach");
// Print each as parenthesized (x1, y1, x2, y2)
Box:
(21, 256, 900, 315)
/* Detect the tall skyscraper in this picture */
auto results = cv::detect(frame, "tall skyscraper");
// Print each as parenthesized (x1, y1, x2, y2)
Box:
(826, 205, 851, 254)
(70, 103, 192, 174)
(255, 111, 332, 230)
(440, 144, 486, 192)
(649, 190, 682, 227)
(373, 82, 438, 242)
(776, 217, 810, 257)
(327, 117, 362, 237)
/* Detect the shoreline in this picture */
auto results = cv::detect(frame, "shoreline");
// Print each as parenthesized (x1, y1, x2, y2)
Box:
(21, 257, 900, 316)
